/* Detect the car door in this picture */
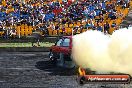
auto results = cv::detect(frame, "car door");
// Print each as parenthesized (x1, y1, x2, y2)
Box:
(59, 38, 75, 68)
(59, 38, 70, 54)
(51, 38, 63, 58)
(56, 38, 70, 67)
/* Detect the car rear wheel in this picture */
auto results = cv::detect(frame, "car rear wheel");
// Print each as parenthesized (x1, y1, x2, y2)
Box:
(63, 54, 76, 69)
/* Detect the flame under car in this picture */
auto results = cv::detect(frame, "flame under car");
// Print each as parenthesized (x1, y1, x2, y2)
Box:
(77, 67, 131, 85)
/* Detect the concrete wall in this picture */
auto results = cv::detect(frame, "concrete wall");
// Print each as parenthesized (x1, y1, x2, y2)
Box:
(0, 36, 63, 52)
(0, 47, 50, 52)
(0, 36, 60, 43)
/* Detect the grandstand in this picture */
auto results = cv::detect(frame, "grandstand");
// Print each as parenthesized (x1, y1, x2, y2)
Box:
(0, 0, 131, 38)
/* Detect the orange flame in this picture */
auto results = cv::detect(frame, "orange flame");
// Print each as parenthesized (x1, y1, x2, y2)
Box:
(78, 67, 86, 76)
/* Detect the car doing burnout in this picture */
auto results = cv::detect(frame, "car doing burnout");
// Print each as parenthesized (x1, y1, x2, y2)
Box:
(49, 36, 76, 68)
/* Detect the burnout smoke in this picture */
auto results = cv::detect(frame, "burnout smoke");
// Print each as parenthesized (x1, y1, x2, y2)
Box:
(72, 27, 132, 75)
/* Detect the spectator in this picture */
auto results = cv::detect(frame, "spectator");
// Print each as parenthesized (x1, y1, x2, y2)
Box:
(97, 22, 103, 32)
(104, 21, 110, 34)
(0, 0, 130, 37)
(55, 23, 60, 35)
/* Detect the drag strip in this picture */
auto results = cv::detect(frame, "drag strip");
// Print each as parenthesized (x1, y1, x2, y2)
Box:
(0, 52, 131, 88)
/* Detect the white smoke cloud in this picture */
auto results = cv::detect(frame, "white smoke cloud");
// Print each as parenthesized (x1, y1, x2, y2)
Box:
(72, 27, 132, 75)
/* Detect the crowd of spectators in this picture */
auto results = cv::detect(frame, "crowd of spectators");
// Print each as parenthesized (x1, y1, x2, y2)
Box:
(0, 0, 131, 38)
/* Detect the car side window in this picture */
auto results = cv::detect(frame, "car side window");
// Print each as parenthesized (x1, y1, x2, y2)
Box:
(56, 39, 63, 46)
(62, 38, 70, 47)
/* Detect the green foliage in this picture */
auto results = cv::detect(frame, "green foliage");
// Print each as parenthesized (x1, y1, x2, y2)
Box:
(0, 42, 54, 47)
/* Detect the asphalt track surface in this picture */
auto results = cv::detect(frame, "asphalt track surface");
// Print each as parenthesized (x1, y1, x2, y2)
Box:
(0, 52, 132, 88)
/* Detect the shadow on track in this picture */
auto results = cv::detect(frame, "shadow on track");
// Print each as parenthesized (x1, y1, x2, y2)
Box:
(35, 60, 77, 76)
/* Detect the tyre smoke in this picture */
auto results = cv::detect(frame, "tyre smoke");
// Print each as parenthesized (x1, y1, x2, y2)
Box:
(72, 27, 132, 75)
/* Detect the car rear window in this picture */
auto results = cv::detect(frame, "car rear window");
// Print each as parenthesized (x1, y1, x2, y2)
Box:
(62, 38, 70, 47)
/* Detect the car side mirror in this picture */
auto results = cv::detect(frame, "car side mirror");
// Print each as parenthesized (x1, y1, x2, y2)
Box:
(54, 42, 57, 46)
